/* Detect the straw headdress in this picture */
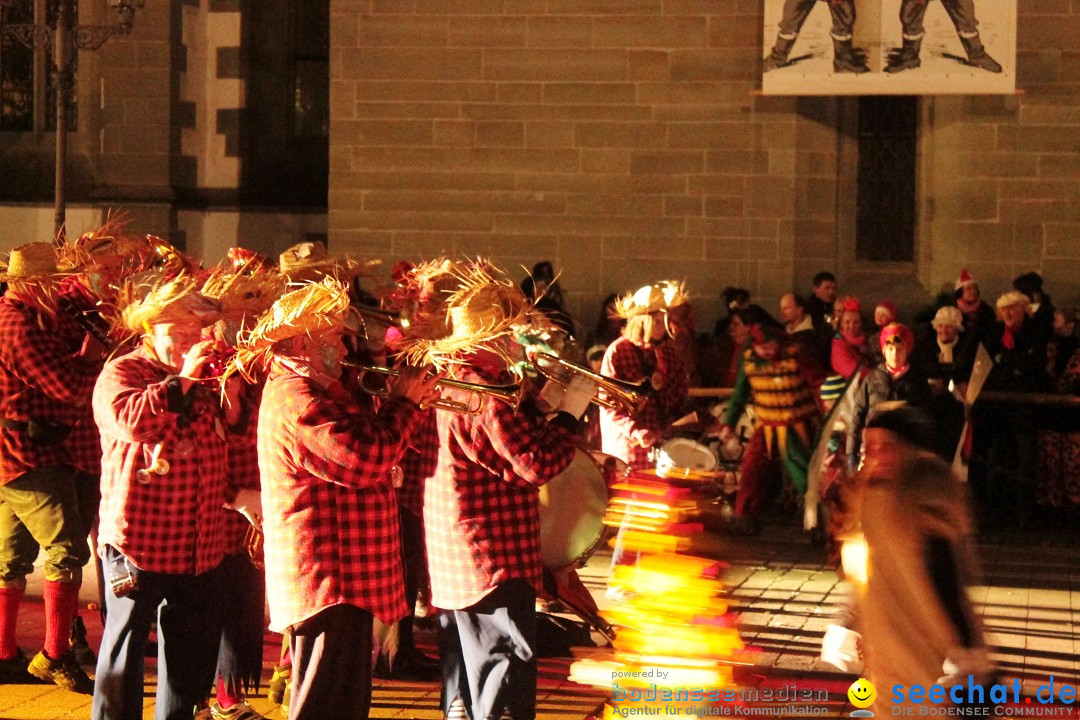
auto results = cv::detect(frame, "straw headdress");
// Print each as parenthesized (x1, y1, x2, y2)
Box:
(278, 241, 373, 283)
(200, 263, 286, 325)
(613, 280, 689, 320)
(226, 276, 352, 381)
(399, 259, 533, 370)
(0, 242, 67, 283)
(121, 274, 222, 333)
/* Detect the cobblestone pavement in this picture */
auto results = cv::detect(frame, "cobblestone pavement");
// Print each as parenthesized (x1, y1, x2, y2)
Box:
(2, 521, 1077, 719)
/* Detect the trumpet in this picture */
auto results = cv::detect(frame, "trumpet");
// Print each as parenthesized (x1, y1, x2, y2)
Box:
(343, 361, 524, 415)
(529, 351, 648, 415)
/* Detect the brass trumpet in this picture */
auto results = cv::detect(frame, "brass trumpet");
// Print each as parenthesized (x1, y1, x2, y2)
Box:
(343, 361, 524, 415)
(529, 351, 648, 415)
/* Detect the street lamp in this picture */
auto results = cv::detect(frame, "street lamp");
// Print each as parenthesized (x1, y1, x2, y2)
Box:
(0, 0, 145, 238)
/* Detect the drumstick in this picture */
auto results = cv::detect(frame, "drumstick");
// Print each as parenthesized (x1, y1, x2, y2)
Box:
(671, 411, 699, 427)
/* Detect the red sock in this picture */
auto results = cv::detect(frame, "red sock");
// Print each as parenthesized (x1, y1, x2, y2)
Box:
(43, 580, 80, 659)
(217, 674, 241, 709)
(0, 586, 23, 659)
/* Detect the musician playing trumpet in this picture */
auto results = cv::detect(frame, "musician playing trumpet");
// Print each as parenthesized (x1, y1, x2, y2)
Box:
(599, 280, 698, 471)
(399, 260, 596, 720)
(231, 278, 439, 720)
(92, 275, 252, 720)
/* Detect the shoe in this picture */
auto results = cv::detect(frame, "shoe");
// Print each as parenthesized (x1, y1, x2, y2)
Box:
(27, 649, 95, 694)
(70, 616, 97, 666)
(886, 38, 922, 73)
(281, 679, 291, 719)
(209, 700, 269, 720)
(0, 648, 48, 684)
(832, 38, 869, 74)
(961, 35, 1002, 73)
(267, 664, 290, 704)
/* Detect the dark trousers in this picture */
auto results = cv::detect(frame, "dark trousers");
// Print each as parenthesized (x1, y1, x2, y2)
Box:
(777, 0, 857, 40)
(734, 429, 783, 519)
(398, 507, 427, 654)
(0, 465, 94, 588)
(438, 580, 537, 720)
(214, 552, 265, 696)
(899, 0, 979, 38)
(92, 546, 226, 720)
(290, 604, 374, 720)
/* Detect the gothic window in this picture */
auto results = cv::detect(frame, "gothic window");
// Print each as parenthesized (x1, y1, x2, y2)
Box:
(0, 0, 77, 132)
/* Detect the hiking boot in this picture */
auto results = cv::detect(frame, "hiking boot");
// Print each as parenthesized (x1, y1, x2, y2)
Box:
(763, 36, 796, 72)
(209, 700, 269, 719)
(886, 37, 922, 73)
(961, 35, 1002, 73)
(832, 37, 869, 74)
(27, 649, 94, 694)
(70, 616, 97, 666)
(267, 664, 290, 704)
(0, 648, 48, 684)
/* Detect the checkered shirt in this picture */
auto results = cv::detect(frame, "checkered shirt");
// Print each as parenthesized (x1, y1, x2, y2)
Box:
(94, 345, 251, 575)
(259, 365, 421, 631)
(599, 337, 691, 470)
(424, 365, 579, 610)
(397, 409, 437, 517)
(0, 296, 100, 484)
(224, 383, 263, 553)
(58, 285, 110, 476)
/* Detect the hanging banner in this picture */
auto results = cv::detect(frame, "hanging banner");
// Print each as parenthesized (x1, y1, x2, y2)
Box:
(761, 0, 1017, 95)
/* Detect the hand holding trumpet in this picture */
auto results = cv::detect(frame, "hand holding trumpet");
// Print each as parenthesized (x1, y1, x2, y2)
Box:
(386, 364, 443, 409)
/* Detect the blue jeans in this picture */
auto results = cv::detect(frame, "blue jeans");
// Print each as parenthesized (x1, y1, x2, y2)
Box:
(92, 546, 225, 720)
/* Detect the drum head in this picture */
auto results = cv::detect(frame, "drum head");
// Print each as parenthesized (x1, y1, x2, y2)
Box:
(538, 450, 608, 571)
(657, 437, 718, 473)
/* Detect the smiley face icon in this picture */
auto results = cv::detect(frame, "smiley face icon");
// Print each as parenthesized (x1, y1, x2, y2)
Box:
(848, 678, 877, 709)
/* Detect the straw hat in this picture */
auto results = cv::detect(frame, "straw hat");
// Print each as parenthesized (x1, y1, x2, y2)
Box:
(0, 242, 66, 282)
(121, 274, 221, 332)
(613, 280, 689, 319)
(226, 277, 351, 381)
(278, 241, 371, 283)
(399, 259, 533, 369)
(200, 264, 286, 323)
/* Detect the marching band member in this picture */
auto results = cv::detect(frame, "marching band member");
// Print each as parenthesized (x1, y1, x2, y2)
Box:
(401, 260, 595, 720)
(599, 280, 694, 471)
(232, 278, 438, 720)
(92, 275, 250, 720)
(199, 260, 286, 720)
(0, 243, 101, 691)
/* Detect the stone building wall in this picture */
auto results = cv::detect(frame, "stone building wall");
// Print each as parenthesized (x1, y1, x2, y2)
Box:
(327, 0, 1080, 330)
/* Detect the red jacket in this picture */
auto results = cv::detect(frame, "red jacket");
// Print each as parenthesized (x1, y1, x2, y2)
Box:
(0, 296, 100, 484)
(599, 337, 690, 470)
(258, 362, 420, 631)
(94, 345, 251, 575)
(424, 363, 578, 610)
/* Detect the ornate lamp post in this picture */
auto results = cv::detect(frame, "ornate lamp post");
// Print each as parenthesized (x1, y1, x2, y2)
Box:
(1, 0, 144, 238)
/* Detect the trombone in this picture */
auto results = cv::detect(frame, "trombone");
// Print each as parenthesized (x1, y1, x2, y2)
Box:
(343, 361, 524, 415)
(529, 351, 649, 415)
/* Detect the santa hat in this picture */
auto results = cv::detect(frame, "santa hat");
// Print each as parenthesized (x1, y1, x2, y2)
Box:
(874, 300, 897, 322)
(955, 269, 977, 291)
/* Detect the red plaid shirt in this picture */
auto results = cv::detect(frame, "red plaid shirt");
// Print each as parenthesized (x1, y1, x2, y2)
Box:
(599, 337, 691, 470)
(425, 364, 578, 610)
(397, 409, 437, 517)
(224, 383, 263, 553)
(0, 295, 100, 484)
(94, 345, 251, 575)
(57, 283, 111, 477)
(259, 362, 421, 631)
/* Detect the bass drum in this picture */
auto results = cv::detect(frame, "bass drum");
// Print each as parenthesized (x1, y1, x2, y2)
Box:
(538, 449, 609, 571)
